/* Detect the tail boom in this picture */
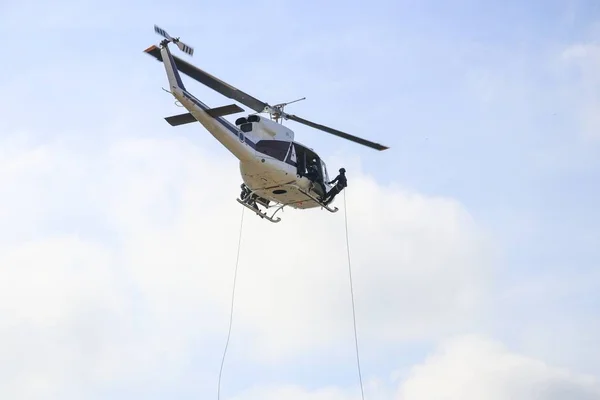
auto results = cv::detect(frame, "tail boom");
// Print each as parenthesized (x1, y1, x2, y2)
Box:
(176, 87, 256, 162)
(145, 42, 256, 162)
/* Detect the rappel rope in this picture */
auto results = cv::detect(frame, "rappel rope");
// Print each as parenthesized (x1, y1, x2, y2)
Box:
(217, 207, 245, 400)
(343, 189, 365, 400)
(217, 191, 365, 400)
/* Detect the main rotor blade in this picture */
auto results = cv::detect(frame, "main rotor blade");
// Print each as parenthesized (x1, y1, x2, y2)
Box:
(286, 114, 389, 151)
(145, 45, 269, 113)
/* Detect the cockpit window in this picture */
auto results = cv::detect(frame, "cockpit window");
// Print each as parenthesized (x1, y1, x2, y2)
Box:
(256, 140, 291, 161)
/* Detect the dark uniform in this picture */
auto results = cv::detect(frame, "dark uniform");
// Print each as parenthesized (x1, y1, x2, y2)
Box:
(323, 168, 347, 205)
(306, 159, 327, 198)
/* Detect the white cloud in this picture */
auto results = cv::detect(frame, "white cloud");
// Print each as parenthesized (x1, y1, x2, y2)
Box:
(226, 335, 600, 400)
(0, 121, 490, 397)
(396, 335, 600, 400)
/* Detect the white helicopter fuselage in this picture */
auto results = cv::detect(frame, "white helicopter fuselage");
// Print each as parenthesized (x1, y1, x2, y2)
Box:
(151, 40, 337, 212)
(146, 26, 386, 221)
(171, 84, 332, 210)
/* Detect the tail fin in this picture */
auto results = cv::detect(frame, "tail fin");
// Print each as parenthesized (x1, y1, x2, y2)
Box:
(159, 44, 186, 91)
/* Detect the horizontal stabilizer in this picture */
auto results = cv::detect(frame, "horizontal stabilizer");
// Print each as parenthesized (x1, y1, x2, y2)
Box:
(164, 104, 244, 126)
(205, 103, 244, 118)
(165, 112, 197, 126)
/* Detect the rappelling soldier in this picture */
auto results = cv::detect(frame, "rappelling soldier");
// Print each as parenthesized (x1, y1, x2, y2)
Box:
(323, 168, 347, 205)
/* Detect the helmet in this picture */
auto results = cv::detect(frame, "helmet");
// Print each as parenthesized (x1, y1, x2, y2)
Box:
(339, 168, 346, 173)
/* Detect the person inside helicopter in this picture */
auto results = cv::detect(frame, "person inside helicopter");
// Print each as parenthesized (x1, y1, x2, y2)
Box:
(322, 167, 347, 205)
(305, 159, 319, 181)
(305, 158, 326, 197)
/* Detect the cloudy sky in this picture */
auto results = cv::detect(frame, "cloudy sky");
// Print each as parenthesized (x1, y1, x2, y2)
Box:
(1, 0, 600, 399)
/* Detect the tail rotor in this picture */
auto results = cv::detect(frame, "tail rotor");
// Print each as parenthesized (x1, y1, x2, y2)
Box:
(154, 24, 194, 56)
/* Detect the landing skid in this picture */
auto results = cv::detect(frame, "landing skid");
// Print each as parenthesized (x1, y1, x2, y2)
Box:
(236, 193, 285, 223)
(236, 198, 285, 223)
(297, 186, 339, 213)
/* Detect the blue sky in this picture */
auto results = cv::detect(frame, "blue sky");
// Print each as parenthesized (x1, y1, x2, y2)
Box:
(1, 0, 600, 399)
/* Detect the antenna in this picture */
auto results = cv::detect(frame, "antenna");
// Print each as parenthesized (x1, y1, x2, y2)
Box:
(271, 97, 306, 123)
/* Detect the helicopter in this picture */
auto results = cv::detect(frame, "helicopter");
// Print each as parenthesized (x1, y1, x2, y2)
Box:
(145, 25, 389, 223)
